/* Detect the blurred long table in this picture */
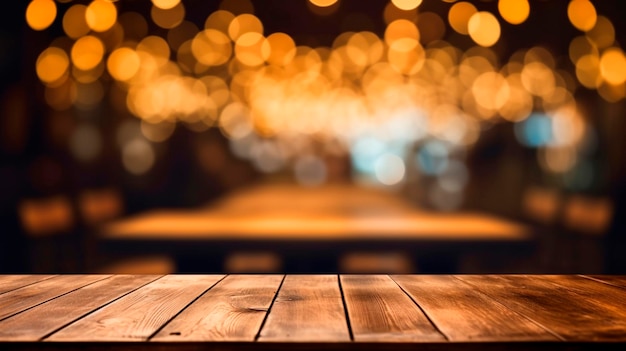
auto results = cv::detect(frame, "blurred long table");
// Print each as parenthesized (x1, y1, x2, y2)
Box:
(2, 274, 626, 350)
(99, 183, 535, 273)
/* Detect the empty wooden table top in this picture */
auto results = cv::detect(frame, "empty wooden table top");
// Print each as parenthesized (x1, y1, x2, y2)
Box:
(101, 183, 531, 243)
(1, 274, 625, 350)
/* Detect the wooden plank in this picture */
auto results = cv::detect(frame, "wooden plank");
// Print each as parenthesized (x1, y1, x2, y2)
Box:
(0, 275, 160, 341)
(258, 275, 350, 342)
(340, 275, 444, 342)
(0, 275, 108, 322)
(456, 275, 626, 341)
(392, 275, 555, 341)
(583, 275, 626, 289)
(0, 275, 56, 295)
(47, 275, 224, 341)
(153, 275, 283, 341)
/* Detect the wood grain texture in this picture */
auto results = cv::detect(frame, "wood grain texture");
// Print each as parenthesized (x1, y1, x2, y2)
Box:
(0, 275, 160, 341)
(0, 275, 108, 322)
(153, 275, 283, 341)
(258, 275, 350, 342)
(583, 275, 626, 289)
(47, 275, 224, 341)
(340, 275, 444, 342)
(0, 275, 56, 295)
(392, 275, 555, 341)
(456, 275, 626, 341)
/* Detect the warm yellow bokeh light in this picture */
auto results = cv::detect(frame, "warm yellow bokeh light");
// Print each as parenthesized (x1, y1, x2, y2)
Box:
(63, 5, 90, 39)
(86, 0, 117, 32)
(568, 0, 597, 32)
(228, 14, 264, 41)
(385, 19, 420, 45)
(235, 32, 270, 67)
(204, 10, 235, 32)
(151, 0, 181, 10)
(151, 2, 185, 29)
(498, 0, 530, 25)
(36, 47, 70, 84)
(448, 2, 477, 35)
(586, 16, 615, 49)
(569, 36, 598, 64)
(26, 0, 57, 31)
(576, 54, 602, 88)
(108, 48, 141, 81)
(600, 48, 626, 85)
(266, 32, 297, 66)
(309, 0, 338, 7)
(468, 12, 501, 47)
(391, 0, 423, 11)
(71, 35, 105, 71)
(387, 38, 425, 75)
(192, 29, 232, 66)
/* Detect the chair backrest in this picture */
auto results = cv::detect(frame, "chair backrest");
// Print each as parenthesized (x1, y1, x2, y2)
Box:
(521, 186, 562, 225)
(562, 195, 613, 236)
(18, 195, 74, 237)
(78, 188, 124, 226)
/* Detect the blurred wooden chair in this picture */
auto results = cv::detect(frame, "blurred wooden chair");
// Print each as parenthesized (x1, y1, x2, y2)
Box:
(520, 185, 564, 272)
(18, 195, 79, 273)
(339, 251, 415, 273)
(561, 194, 613, 273)
(77, 187, 174, 274)
(223, 251, 282, 273)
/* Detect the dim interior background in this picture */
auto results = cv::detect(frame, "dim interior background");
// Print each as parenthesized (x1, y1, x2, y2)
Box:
(0, 0, 625, 274)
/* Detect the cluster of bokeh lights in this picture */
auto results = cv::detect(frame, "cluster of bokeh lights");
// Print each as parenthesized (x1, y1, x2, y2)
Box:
(26, 0, 625, 208)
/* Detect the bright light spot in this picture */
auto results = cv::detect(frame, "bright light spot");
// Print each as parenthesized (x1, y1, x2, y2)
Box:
(468, 11, 501, 47)
(151, 1, 185, 29)
(575, 54, 602, 88)
(70, 124, 101, 162)
(586, 16, 616, 50)
(107, 48, 141, 81)
(375, 153, 405, 186)
(86, 0, 117, 32)
(228, 14, 264, 41)
(250, 141, 285, 173)
(219, 102, 254, 139)
(140, 120, 175, 142)
(568, 0, 596, 32)
(294, 155, 327, 186)
(448, 2, 477, 35)
(437, 160, 468, 192)
(235, 32, 270, 67)
(266, 32, 296, 66)
(63, 5, 89, 39)
(36, 47, 69, 85)
(309, 0, 338, 7)
(122, 139, 155, 175)
(391, 0, 422, 11)
(151, 0, 180, 10)
(192, 29, 232, 66)
(600, 48, 626, 85)
(71, 35, 105, 71)
(417, 140, 449, 175)
(498, 0, 530, 25)
(515, 113, 553, 148)
(26, 0, 57, 31)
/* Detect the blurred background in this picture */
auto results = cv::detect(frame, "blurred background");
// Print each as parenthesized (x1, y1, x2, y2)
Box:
(1, 0, 625, 274)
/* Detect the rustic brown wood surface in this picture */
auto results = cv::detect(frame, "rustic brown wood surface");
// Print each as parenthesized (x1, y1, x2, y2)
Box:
(258, 275, 350, 342)
(0, 275, 160, 341)
(392, 275, 557, 341)
(0, 275, 55, 295)
(0, 274, 625, 350)
(48, 275, 224, 341)
(340, 275, 443, 342)
(456, 275, 626, 341)
(153, 275, 283, 341)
